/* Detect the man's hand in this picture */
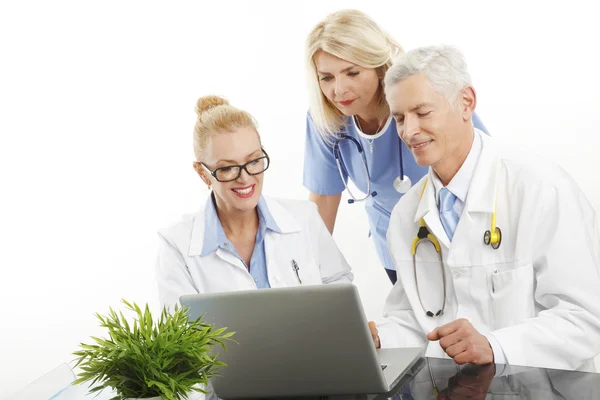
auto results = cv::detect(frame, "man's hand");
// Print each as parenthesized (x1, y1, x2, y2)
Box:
(427, 319, 494, 365)
(368, 321, 380, 349)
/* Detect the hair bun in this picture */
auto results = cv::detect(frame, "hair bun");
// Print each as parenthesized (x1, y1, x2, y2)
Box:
(195, 95, 229, 116)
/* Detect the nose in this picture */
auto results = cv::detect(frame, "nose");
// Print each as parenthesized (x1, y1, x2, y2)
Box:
(235, 166, 253, 183)
(334, 75, 349, 97)
(402, 114, 421, 140)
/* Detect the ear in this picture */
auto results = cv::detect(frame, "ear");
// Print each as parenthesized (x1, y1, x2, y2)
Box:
(193, 162, 211, 186)
(459, 86, 477, 122)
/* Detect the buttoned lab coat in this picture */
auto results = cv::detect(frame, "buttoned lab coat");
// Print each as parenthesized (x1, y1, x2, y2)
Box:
(156, 196, 354, 308)
(379, 133, 600, 371)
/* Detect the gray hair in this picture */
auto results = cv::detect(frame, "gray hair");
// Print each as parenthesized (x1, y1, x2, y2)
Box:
(384, 45, 472, 106)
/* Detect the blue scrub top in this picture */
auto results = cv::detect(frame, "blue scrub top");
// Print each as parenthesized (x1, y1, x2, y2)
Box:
(303, 112, 488, 270)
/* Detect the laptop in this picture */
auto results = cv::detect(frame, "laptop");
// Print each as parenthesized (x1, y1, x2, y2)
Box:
(180, 284, 425, 399)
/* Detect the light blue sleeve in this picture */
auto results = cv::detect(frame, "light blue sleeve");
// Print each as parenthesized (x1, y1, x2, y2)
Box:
(472, 112, 489, 134)
(303, 112, 347, 196)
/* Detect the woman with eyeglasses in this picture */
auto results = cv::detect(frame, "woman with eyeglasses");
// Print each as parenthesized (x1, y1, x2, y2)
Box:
(156, 95, 353, 308)
(304, 10, 488, 284)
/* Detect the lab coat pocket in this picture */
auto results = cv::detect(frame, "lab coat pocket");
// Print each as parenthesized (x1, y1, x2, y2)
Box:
(266, 231, 322, 287)
(489, 261, 535, 329)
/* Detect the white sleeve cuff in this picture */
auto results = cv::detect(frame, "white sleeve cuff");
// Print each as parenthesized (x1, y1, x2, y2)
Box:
(485, 333, 507, 376)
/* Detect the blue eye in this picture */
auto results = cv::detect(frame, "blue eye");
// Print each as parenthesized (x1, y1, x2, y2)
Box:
(320, 76, 333, 82)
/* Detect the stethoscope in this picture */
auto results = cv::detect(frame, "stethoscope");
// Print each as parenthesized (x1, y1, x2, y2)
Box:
(333, 134, 412, 204)
(412, 178, 502, 318)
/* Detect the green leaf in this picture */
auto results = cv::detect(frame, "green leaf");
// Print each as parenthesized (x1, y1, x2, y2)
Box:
(72, 300, 233, 398)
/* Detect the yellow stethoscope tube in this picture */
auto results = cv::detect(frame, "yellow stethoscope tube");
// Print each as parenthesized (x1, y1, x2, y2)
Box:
(411, 178, 501, 318)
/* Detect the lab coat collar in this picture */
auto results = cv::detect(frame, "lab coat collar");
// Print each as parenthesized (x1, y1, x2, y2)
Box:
(414, 173, 451, 248)
(188, 194, 300, 256)
(464, 132, 500, 214)
(414, 174, 437, 224)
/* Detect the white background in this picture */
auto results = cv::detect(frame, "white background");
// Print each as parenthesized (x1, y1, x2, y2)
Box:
(1, 0, 599, 396)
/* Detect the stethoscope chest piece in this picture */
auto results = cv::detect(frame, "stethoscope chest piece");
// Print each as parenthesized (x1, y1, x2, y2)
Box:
(393, 175, 412, 194)
(483, 227, 502, 249)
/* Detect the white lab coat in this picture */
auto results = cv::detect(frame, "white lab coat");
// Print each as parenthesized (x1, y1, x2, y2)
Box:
(378, 133, 600, 371)
(156, 195, 354, 308)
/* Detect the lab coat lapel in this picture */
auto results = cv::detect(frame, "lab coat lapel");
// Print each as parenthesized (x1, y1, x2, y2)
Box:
(263, 196, 302, 234)
(450, 135, 500, 262)
(465, 134, 500, 214)
(414, 171, 452, 249)
(261, 196, 302, 286)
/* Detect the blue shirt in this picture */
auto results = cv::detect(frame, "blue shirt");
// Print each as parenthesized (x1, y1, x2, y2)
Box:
(303, 112, 488, 270)
(200, 194, 281, 288)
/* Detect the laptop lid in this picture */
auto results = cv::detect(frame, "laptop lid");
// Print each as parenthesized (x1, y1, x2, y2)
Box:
(180, 284, 405, 398)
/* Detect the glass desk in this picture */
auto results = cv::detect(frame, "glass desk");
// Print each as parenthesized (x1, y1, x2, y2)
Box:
(47, 357, 600, 399)
(374, 357, 600, 400)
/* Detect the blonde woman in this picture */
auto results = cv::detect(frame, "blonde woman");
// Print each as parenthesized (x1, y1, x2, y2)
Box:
(156, 95, 353, 308)
(304, 10, 488, 283)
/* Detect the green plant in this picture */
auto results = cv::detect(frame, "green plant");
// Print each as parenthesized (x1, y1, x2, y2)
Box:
(73, 299, 235, 400)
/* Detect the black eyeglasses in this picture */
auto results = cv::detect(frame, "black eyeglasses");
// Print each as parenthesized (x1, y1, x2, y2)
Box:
(200, 150, 270, 182)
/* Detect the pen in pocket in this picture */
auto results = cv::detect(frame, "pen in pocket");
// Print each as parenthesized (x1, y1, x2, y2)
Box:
(492, 269, 498, 293)
(291, 259, 302, 284)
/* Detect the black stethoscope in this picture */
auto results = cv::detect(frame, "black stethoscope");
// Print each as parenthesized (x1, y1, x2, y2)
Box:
(333, 135, 412, 204)
(412, 178, 502, 318)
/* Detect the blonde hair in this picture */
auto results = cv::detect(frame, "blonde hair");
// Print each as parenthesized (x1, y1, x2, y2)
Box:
(306, 9, 403, 142)
(193, 95, 260, 161)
